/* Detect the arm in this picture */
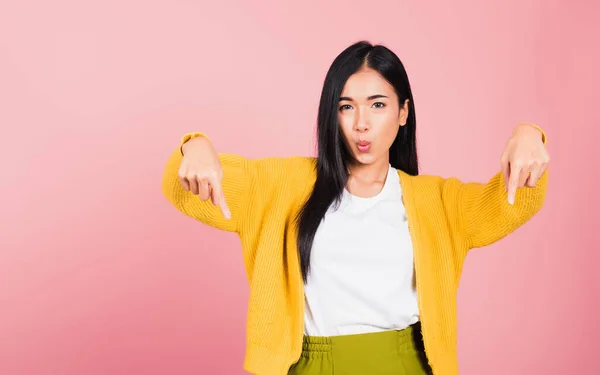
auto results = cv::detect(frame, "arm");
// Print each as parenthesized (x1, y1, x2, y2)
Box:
(161, 132, 253, 233)
(457, 168, 548, 249)
(449, 123, 550, 249)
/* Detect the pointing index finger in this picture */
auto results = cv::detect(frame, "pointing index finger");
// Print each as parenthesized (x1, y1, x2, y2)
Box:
(209, 177, 231, 220)
(507, 161, 520, 205)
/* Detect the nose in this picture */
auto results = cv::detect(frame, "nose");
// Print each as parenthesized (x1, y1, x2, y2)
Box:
(354, 106, 369, 132)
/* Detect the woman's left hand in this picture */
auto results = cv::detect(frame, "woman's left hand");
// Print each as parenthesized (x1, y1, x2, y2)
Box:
(501, 123, 550, 205)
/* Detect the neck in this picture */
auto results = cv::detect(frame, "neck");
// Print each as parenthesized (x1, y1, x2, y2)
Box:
(347, 156, 390, 184)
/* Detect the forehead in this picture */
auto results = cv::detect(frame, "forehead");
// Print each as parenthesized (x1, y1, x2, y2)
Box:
(341, 68, 395, 98)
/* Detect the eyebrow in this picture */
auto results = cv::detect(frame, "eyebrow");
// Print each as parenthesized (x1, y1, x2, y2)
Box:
(339, 94, 388, 102)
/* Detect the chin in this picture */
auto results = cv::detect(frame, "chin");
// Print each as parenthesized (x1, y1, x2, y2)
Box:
(352, 152, 378, 165)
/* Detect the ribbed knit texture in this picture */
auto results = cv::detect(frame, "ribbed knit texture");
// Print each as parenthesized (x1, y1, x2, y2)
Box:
(162, 131, 548, 375)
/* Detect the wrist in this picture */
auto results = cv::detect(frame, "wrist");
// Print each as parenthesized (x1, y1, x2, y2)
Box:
(513, 123, 543, 140)
(181, 135, 210, 155)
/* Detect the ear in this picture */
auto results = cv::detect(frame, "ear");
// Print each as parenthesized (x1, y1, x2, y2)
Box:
(398, 99, 410, 126)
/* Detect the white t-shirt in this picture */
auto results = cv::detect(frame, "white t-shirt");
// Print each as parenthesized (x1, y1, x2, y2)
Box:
(303, 164, 420, 336)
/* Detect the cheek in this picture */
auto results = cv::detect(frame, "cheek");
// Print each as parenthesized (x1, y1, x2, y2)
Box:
(376, 116, 400, 146)
(338, 114, 354, 141)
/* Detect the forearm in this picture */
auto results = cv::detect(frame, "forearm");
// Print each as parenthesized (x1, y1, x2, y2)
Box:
(459, 169, 548, 249)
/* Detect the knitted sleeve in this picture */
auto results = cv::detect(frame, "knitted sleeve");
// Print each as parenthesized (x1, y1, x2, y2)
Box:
(457, 169, 548, 249)
(161, 132, 303, 233)
(162, 154, 253, 233)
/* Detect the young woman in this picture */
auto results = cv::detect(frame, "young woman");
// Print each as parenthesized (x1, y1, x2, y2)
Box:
(161, 41, 549, 375)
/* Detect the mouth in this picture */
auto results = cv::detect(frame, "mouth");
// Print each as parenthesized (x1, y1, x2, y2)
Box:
(356, 140, 371, 153)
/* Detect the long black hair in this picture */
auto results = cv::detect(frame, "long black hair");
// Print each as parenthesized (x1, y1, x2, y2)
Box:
(296, 41, 419, 283)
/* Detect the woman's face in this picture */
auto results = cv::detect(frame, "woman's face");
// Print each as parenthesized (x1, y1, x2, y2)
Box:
(338, 67, 409, 166)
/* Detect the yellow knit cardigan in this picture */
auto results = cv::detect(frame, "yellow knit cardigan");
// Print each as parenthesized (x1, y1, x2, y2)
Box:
(162, 131, 548, 375)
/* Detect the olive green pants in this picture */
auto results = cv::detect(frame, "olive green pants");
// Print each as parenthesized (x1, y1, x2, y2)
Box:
(288, 322, 432, 375)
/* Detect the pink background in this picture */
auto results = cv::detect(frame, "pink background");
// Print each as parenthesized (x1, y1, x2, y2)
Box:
(1, 0, 597, 374)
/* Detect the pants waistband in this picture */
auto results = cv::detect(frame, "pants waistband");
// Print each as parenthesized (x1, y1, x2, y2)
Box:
(301, 322, 424, 358)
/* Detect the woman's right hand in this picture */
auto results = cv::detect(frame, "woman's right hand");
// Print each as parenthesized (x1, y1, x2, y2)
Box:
(178, 136, 231, 219)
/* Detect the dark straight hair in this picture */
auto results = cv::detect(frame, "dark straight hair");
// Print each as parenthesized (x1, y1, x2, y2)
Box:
(295, 41, 419, 283)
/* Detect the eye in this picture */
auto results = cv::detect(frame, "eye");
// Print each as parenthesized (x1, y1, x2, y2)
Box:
(339, 104, 353, 111)
(372, 102, 385, 108)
